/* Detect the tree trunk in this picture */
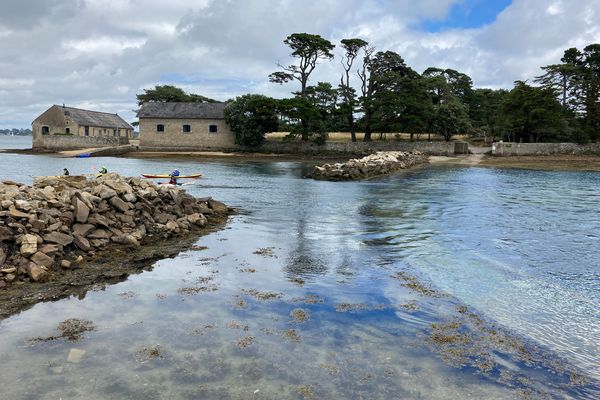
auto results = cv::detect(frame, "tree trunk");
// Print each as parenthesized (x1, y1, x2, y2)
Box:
(363, 112, 373, 142)
(349, 115, 356, 142)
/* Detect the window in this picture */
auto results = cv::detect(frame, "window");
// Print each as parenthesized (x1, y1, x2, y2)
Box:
(156, 124, 165, 133)
(41, 126, 49, 135)
(209, 125, 218, 133)
(65, 128, 70, 134)
(182, 124, 191, 133)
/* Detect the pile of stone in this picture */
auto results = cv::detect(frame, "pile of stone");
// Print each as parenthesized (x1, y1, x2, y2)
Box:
(310, 151, 427, 181)
(0, 173, 228, 288)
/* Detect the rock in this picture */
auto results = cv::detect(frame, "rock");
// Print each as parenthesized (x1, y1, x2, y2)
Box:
(73, 223, 95, 237)
(40, 186, 57, 201)
(67, 348, 86, 363)
(154, 212, 176, 224)
(45, 221, 63, 232)
(9, 206, 30, 219)
(31, 219, 46, 231)
(60, 260, 71, 269)
(44, 232, 73, 246)
(96, 186, 117, 200)
(31, 251, 54, 268)
(0, 226, 12, 241)
(208, 199, 228, 213)
(123, 193, 137, 203)
(15, 200, 32, 211)
(4, 273, 15, 282)
(1, 200, 13, 209)
(186, 213, 207, 227)
(20, 234, 38, 256)
(87, 229, 110, 239)
(72, 235, 91, 252)
(88, 214, 110, 227)
(1, 267, 17, 274)
(0, 248, 6, 265)
(73, 198, 90, 224)
(28, 262, 49, 282)
(109, 196, 130, 213)
(165, 220, 179, 233)
(39, 244, 60, 255)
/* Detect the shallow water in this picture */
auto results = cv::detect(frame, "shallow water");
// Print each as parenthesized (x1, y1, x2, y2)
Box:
(0, 138, 599, 399)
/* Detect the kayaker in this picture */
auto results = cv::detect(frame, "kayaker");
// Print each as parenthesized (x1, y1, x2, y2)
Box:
(169, 169, 180, 185)
(98, 166, 108, 175)
(63, 168, 70, 176)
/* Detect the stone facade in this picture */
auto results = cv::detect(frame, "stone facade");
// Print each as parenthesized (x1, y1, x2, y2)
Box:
(32, 105, 133, 150)
(139, 118, 235, 150)
(138, 102, 236, 150)
(492, 142, 600, 156)
(252, 140, 464, 156)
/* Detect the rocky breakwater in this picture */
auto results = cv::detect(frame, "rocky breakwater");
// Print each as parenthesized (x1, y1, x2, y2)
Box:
(310, 151, 427, 181)
(0, 173, 228, 289)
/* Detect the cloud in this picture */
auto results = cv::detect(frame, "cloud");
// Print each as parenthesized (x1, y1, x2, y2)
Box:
(1, 0, 599, 128)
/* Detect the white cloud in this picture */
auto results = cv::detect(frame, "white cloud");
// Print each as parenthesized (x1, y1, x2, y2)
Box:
(1, 0, 600, 128)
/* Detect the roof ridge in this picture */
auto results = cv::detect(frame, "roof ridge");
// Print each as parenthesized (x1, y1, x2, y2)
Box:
(55, 104, 120, 116)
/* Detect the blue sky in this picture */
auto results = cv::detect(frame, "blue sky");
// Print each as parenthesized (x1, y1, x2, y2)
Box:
(421, 0, 513, 31)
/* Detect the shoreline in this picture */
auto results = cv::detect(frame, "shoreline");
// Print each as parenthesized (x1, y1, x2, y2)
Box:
(4, 146, 600, 171)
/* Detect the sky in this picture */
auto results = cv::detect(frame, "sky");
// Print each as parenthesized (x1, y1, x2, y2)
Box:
(1, 0, 599, 129)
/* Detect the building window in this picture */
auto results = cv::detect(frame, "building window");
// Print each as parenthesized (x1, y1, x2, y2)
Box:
(65, 128, 70, 134)
(209, 125, 218, 133)
(41, 126, 49, 135)
(156, 124, 165, 133)
(182, 124, 191, 133)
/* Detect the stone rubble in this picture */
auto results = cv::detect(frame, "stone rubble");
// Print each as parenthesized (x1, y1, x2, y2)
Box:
(0, 173, 228, 287)
(310, 151, 428, 181)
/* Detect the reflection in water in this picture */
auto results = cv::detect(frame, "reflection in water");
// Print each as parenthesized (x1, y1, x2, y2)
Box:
(0, 148, 598, 399)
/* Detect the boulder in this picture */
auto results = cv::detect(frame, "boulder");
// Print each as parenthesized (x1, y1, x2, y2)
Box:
(39, 244, 60, 255)
(9, 206, 30, 219)
(72, 223, 96, 237)
(208, 199, 228, 214)
(73, 198, 90, 224)
(0, 248, 6, 266)
(87, 229, 110, 240)
(0, 226, 12, 241)
(109, 196, 130, 213)
(20, 234, 38, 256)
(73, 235, 91, 252)
(45, 221, 63, 232)
(44, 232, 73, 246)
(31, 251, 54, 268)
(60, 260, 71, 269)
(28, 262, 49, 282)
(96, 186, 117, 200)
(15, 200, 32, 211)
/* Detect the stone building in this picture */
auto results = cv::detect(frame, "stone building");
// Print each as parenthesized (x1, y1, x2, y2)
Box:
(32, 105, 133, 149)
(138, 102, 235, 150)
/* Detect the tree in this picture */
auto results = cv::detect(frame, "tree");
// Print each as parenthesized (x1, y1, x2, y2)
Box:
(358, 50, 413, 141)
(339, 38, 368, 142)
(469, 88, 508, 142)
(224, 94, 279, 147)
(136, 85, 216, 105)
(536, 44, 600, 142)
(269, 33, 335, 140)
(501, 81, 572, 143)
(433, 96, 471, 141)
(269, 33, 335, 97)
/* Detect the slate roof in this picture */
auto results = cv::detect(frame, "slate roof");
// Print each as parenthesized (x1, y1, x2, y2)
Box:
(137, 102, 226, 119)
(59, 106, 133, 129)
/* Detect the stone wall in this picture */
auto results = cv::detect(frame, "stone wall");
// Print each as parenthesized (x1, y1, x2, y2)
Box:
(139, 118, 235, 150)
(251, 140, 463, 156)
(492, 142, 600, 156)
(33, 135, 129, 150)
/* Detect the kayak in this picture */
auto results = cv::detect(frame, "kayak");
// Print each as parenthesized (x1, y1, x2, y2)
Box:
(141, 173, 202, 179)
(157, 181, 195, 186)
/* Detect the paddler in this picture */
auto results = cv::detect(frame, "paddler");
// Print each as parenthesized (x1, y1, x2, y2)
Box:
(169, 169, 180, 185)
(63, 168, 70, 176)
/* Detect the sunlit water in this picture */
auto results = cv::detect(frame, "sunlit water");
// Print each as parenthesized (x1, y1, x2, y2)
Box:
(0, 137, 598, 399)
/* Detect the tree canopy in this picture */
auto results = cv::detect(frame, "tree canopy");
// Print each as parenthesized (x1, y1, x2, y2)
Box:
(136, 85, 217, 105)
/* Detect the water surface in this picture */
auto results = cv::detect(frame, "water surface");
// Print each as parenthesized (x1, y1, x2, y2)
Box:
(0, 139, 598, 399)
